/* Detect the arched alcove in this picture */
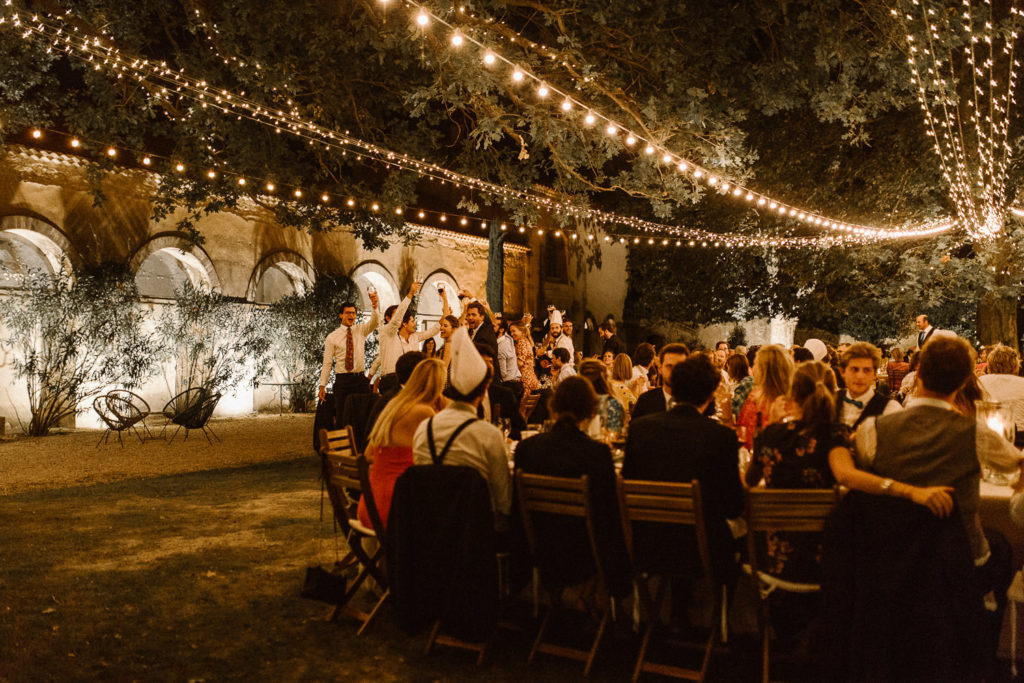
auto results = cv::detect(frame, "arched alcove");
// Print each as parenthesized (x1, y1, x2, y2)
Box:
(349, 260, 400, 313)
(0, 215, 76, 285)
(247, 250, 315, 304)
(420, 269, 462, 320)
(130, 234, 221, 298)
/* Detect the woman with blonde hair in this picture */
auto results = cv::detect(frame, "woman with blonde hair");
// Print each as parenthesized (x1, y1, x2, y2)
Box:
(736, 344, 795, 450)
(609, 353, 638, 411)
(577, 359, 627, 437)
(358, 358, 447, 529)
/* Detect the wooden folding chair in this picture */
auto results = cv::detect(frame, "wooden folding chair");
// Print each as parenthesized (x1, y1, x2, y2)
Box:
(319, 427, 387, 634)
(520, 392, 540, 423)
(744, 487, 839, 683)
(516, 471, 611, 677)
(617, 477, 718, 683)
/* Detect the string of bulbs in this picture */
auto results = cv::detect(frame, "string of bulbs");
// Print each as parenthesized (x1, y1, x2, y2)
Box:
(895, 0, 1021, 240)
(2, 4, 949, 248)
(394, 0, 956, 240)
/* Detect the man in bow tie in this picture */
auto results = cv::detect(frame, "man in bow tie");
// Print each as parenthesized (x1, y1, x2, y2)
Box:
(838, 342, 901, 428)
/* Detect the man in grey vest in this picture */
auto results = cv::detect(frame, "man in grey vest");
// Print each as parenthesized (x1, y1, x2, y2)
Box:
(853, 335, 1020, 664)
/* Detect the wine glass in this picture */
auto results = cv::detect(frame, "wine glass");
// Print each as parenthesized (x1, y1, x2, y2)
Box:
(499, 417, 511, 440)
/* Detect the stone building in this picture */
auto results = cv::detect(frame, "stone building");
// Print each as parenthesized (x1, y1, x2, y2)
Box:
(0, 145, 627, 430)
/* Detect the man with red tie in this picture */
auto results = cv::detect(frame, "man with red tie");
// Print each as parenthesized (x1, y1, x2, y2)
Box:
(319, 291, 379, 429)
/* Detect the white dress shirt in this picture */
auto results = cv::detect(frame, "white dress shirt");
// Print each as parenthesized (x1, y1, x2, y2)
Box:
(412, 401, 511, 516)
(553, 364, 576, 386)
(554, 333, 575, 364)
(839, 386, 902, 427)
(319, 308, 379, 385)
(374, 296, 440, 376)
(496, 333, 520, 382)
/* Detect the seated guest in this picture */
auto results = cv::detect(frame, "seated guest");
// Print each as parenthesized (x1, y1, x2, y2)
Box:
(631, 343, 689, 419)
(979, 345, 1024, 440)
(837, 342, 901, 428)
(358, 358, 446, 530)
(364, 351, 427, 447)
(421, 337, 437, 357)
(577, 359, 626, 437)
(727, 354, 754, 418)
(601, 350, 616, 367)
(609, 353, 638, 412)
(623, 354, 744, 588)
(746, 361, 847, 579)
(886, 347, 910, 394)
(744, 360, 847, 640)
(631, 342, 657, 396)
(515, 377, 631, 600)
(412, 327, 511, 527)
(550, 347, 576, 386)
(736, 345, 794, 450)
(831, 336, 1021, 664)
(792, 346, 814, 364)
(899, 350, 921, 402)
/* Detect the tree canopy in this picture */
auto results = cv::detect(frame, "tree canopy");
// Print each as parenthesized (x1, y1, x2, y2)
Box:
(3, 0, 1024, 342)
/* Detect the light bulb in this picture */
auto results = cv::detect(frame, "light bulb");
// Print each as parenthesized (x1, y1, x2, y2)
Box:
(31, 129, 41, 139)
(440, 214, 447, 221)
(645, 145, 655, 155)
(451, 33, 463, 47)
(662, 154, 672, 163)
(677, 162, 687, 171)
(416, 12, 428, 26)
(207, 170, 216, 178)
(175, 163, 185, 172)
(321, 194, 330, 202)
(418, 211, 425, 218)
(606, 124, 617, 135)
(238, 178, 246, 185)
(625, 135, 636, 145)
(294, 189, 302, 198)
(395, 207, 403, 215)
(584, 113, 596, 125)
(519, 226, 526, 233)
(347, 198, 356, 207)
(693, 169, 703, 178)
(512, 70, 523, 82)
(142, 157, 151, 166)
(266, 183, 275, 191)
(538, 85, 549, 97)
(106, 147, 117, 157)
(372, 203, 380, 211)
(560, 100, 572, 111)
(483, 52, 496, 65)
(70, 138, 80, 148)
(460, 217, 468, 225)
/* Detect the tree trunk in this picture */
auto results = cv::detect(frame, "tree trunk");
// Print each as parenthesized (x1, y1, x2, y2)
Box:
(485, 223, 507, 314)
(977, 293, 1019, 351)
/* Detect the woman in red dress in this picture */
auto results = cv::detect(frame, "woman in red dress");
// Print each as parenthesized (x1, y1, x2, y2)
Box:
(358, 358, 446, 530)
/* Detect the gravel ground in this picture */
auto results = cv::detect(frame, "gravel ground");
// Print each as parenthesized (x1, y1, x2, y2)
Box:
(0, 414, 314, 495)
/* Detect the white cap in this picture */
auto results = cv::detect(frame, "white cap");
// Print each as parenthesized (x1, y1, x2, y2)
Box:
(804, 338, 827, 362)
(449, 326, 489, 395)
(549, 309, 563, 325)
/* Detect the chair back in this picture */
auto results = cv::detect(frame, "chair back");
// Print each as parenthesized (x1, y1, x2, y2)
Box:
(516, 471, 605, 586)
(93, 395, 119, 430)
(319, 426, 362, 528)
(745, 487, 839, 587)
(521, 393, 540, 422)
(163, 387, 208, 421)
(107, 390, 148, 424)
(617, 477, 713, 581)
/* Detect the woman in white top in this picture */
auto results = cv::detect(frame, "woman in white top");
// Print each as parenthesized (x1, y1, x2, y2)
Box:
(978, 345, 1024, 440)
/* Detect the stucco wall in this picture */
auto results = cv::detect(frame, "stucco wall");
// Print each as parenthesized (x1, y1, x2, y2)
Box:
(0, 146, 536, 429)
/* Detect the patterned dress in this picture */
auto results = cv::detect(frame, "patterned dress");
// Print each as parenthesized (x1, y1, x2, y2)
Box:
(516, 337, 540, 392)
(751, 421, 851, 583)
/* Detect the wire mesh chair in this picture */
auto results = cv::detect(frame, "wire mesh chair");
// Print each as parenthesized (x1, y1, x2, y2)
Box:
(107, 389, 154, 441)
(93, 394, 143, 447)
(163, 388, 221, 444)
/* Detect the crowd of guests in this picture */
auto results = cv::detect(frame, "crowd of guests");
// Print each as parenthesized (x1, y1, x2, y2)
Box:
(320, 294, 1024, 673)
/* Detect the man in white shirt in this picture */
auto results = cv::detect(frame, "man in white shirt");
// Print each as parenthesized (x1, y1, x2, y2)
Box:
(916, 314, 936, 349)
(319, 291, 379, 428)
(495, 319, 523, 403)
(550, 347, 576, 386)
(838, 342, 902, 429)
(538, 308, 574, 365)
(413, 326, 511, 527)
(373, 283, 449, 391)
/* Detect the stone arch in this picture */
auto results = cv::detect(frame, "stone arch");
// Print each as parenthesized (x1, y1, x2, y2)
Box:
(420, 269, 462, 319)
(246, 250, 315, 304)
(129, 233, 222, 298)
(0, 214, 78, 284)
(349, 260, 400, 312)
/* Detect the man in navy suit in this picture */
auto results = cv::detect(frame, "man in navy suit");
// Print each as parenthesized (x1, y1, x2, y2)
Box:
(631, 343, 690, 419)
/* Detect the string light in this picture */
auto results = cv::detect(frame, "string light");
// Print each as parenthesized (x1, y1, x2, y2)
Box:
(2, 7, 951, 250)
(394, 0, 952, 239)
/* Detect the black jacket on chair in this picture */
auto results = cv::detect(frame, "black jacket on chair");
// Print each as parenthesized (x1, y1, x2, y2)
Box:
(821, 491, 984, 683)
(386, 465, 499, 642)
(514, 419, 631, 597)
(621, 404, 744, 583)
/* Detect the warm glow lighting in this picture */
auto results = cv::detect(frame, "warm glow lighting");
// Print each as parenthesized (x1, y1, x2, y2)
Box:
(560, 100, 572, 111)
(372, 203, 380, 211)
(321, 193, 330, 202)
(511, 70, 523, 82)
(294, 189, 302, 198)
(31, 129, 41, 139)
(416, 12, 428, 26)
(537, 85, 549, 97)
(106, 147, 117, 157)
(395, 207, 403, 214)
(606, 124, 617, 135)
(644, 145, 655, 155)
(418, 210, 425, 218)
(175, 163, 185, 172)
(142, 157, 151, 165)
(70, 138, 80, 148)
(451, 33, 463, 47)
(483, 52, 496, 65)
(460, 217, 468, 225)
(238, 178, 246, 185)
(347, 198, 356, 207)
(206, 170, 216, 178)
(584, 113, 595, 125)
(266, 183, 275, 191)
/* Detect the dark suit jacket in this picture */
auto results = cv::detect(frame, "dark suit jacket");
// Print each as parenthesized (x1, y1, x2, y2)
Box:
(514, 420, 630, 596)
(631, 387, 667, 420)
(622, 404, 744, 582)
(603, 335, 625, 357)
(487, 382, 525, 440)
(468, 321, 498, 353)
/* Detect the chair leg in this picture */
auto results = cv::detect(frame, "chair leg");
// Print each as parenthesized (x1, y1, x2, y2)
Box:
(116, 430, 124, 448)
(167, 425, 183, 444)
(200, 426, 213, 445)
(356, 588, 389, 636)
(583, 610, 609, 677)
(528, 604, 554, 665)
(424, 620, 443, 655)
(632, 619, 655, 683)
(96, 429, 110, 447)
(205, 423, 221, 442)
(132, 424, 145, 445)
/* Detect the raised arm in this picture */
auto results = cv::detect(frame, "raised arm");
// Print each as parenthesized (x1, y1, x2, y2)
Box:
(829, 445, 954, 517)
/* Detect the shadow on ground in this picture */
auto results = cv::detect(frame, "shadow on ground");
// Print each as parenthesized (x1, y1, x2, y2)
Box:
(0, 456, 796, 681)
